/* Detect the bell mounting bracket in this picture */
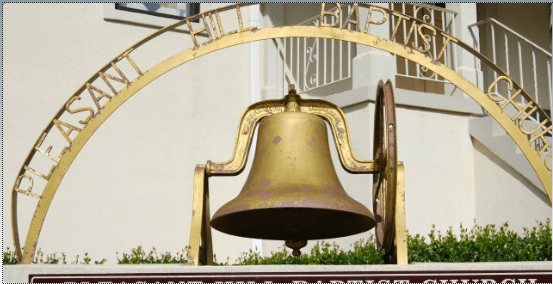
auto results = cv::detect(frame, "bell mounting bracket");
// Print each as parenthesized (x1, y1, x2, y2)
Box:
(188, 83, 407, 265)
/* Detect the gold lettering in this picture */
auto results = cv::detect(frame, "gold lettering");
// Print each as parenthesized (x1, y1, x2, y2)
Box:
(118, 51, 143, 76)
(342, 3, 360, 31)
(214, 9, 236, 37)
(403, 20, 417, 46)
(66, 96, 94, 125)
(53, 119, 81, 144)
(488, 76, 511, 103)
(390, 12, 410, 41)
(35, 133, 65, 163)
(436, 32, 459, 61)
(206, 12, 220, 39)
(529, 125, 552, 156)
(187, 18, 206, 49)
(497, 85, 541, 127)
(13, 174, 40, 199)
(200, 14, 213, 41)
(519, 106, 545, 135)
(511, 101, 534, 122)
(416, 24, 436, 54)
(86, 83, 113, 110)
(236, 5, 255, 32)
(99, 62, 130, 95)
(24, 165, 55, 181)
(320, 3, 341, 28)
(500, 91, 522, 112)
(364, 6, 387, 33)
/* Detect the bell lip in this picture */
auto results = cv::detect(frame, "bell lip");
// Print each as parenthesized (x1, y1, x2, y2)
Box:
(211, 186, 376, 222)
(211, 207, 377, 240)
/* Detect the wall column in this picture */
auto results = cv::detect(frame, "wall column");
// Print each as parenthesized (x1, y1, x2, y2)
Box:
(446, 3, 484, 97)
(261, 3, 285, 100)
(352, 4, 396, 90)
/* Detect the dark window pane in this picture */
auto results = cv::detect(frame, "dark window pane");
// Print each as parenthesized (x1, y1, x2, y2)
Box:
(115, 3, 200, 20)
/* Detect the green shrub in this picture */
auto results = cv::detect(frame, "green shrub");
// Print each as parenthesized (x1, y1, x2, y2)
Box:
(408, 219, 551, 263)
(3, 219, 550, 265)
(235, 236, 385, 265)
(2, 247, 106, 265)
(236, 219, 551, 265)
(117, 246, 188, 264)
(3, 247, 17, 265)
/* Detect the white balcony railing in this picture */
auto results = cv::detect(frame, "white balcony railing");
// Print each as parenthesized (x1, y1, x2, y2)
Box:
(469, 18, 552, 151)
(276, 6, 356, 93)
(469, 18, 552, 112)
(469, 18, 552, 154)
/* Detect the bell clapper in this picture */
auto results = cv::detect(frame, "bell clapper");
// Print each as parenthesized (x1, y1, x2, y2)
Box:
(285, 239, 308, 257)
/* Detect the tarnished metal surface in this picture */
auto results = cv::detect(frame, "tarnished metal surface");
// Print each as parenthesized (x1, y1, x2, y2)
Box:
(188, 165, 213, 266)
(300, 100, 377, 173)
(11, 3, 551, 264)
(207, 86, 375, 177)
(206, 100, 285, 176)
(193, 86, 378, 261)
(211, 93, 376, 241)
(373, 80, 398, 263)
(395, 162, 408, 265)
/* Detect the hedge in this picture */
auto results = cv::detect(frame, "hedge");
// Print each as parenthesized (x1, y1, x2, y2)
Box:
(3, 219, 551, 265)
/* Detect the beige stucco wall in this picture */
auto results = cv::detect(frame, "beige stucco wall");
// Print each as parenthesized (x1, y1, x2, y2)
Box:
(473, 139, 552, 232)
(3, 3, 253, 263)
(3, 3, 551, 265)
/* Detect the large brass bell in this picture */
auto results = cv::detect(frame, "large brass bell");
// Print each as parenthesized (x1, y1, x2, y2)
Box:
(211, 94, 376, 255)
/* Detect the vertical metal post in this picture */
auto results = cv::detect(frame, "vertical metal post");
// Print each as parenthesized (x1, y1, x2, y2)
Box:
(414, 5, 420, 79)
(402, 4, 409, 76)
(188, 165, 213, 265)
(296, 38, 300, 91)
(441, 10, 448, 69)
(491, 22, 498, 95)
(532, 48, 539, 106)
(298, 37, 306, 91)
(517, 38, 524, 90)
(450, 11, 457, 74)
(395, 162, 408, 265)
(547, 57, 553, 114)
(316, 37, 320, 87)
(331, 38, 335, 83)
(504, 30, 510, 81)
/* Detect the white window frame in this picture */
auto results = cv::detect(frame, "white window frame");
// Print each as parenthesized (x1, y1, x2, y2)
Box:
(103, 3, 203, 32)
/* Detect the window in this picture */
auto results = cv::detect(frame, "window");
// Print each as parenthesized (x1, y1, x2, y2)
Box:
(103, 3, 202, 32)
(114, 3, 200, 21)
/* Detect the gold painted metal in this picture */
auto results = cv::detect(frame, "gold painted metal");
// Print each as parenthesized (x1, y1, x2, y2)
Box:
(206, 100, 285, 176)
(299, 100, 376, 173)
(210, 92, 376, 243)
(205, 87, 375, 177)
(395, 162, 408, 265)
(189, 86, 380, 262)
(11, 3, 551, 264)
(188, 165, 213, 266)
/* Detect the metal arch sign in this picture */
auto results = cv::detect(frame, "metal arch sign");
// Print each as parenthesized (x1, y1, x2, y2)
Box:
(11, 3, 552, 264)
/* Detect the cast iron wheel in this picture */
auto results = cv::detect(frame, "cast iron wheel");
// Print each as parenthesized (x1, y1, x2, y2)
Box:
(372, 79, 398, 263)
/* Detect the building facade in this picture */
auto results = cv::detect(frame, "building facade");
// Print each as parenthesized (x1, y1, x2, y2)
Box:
(3, 3, 551, 264)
